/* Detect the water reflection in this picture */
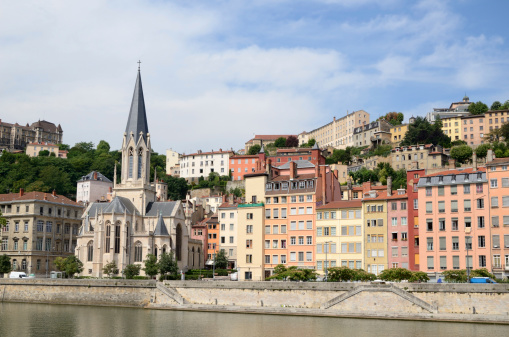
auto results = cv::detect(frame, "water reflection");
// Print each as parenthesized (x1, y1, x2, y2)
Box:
(0, 302, 505, 337)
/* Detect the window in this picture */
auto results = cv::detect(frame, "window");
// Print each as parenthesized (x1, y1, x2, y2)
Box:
(426, 202, 432, 214)
(401, 202, 407, 210)
(492, 197, 499, 207)
(491, 179, 498, 188)
(503, 196, 509, 207)
(307, 221, 313, 230)
(391, 202, 397, 211)
(478, 235, 485, 248)
(464, 184, 470, 194)
(426, 187, 432, 196)
(427, 256, 434, 270)
(453, 256, 460, 269)
(281, 225, 287, 233)
(265, 226, 270, 234)
(477, 216, 485, 228)
(450, 185, 457, 195)
(438, 201, 445, 213)
(290, 208, 297, 215)
(87, 241, 94, 262)
(477, 198, 484, 209)
(427, 237, 433, 251)
(246, 255, 252, 263)
(438, 186, 444, 196)
(503, 178, 509, 188)
(246, 225, 253, 233)
(426, 220, 433, 231)
(281, 208, 287, 219)
(464, 199, 471, 212)
(413, 199, 418, 209)
(246, 240, 253, 248)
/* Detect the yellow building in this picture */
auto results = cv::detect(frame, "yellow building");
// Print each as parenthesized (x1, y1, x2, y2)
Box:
(316, 201, 364, 276)
(363, 189, 389, 275)
(237, 173, 267, 281)
(391, 124, 408, 145)
(441, 116, 462, 141)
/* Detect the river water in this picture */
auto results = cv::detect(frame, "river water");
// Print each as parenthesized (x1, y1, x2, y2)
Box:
(0, 302, 505, 337)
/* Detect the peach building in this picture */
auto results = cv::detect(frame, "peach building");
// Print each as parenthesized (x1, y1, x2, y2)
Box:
(460, 114, 486, 146)
(486, 157, 509, 279)
(230, 150, 266, 181)
(417, 167, 491, 278)
(387, 189, 410, 269)
(205, 213, 220, 265)
(273, 145, 326, 166)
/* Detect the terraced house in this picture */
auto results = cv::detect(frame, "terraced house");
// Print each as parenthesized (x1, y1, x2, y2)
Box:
(418, 167, 491, 279)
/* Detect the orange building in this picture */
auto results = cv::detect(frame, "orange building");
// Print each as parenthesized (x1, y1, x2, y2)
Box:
(230, 151, 266, 181)
(205, 213, 220, 266)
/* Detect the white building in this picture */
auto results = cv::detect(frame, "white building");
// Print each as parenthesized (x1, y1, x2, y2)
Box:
(179, 149, 234, 183)
(165, 148, 180, 175)
(76, 171, 113, 204)
(218, 199, 238, 269)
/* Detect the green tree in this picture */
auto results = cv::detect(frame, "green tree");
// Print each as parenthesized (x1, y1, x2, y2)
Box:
(54, 255, 83, 278)
(102, 261, 119, 278)
(491, 101, 502, 110)
(468, 101, 489, 115)
(38, 150, 50, 157)
(442, 270, 467, 283)
(158, 251, 179, 280)
(475, 144, 491, 159)
(58, 144, 70, 151)
(401, 116, 451, 147)
(143, 254, 159, 278)
(214, 250, 229, 269)
(285, 136, 299, 147)
(450, 145, 473, 164)
(124, 264, 141, 279)
(0, 254, 12, 274)
(161, 175, 189, 201)
(274, 137, 287, 147)
(0, 210, 6, 228)
(409, 271, 429, 282)
(96, 140, 111, 153)
(379, 268, 413, 282)
(379, 112, 404, 126)
(229, 187, 244, 198)
(247, 144, 261, 155)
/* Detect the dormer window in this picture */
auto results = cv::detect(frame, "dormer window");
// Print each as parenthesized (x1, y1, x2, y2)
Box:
(477, 172, 482, 180)
(282, 182, 289, 190)
(308, 180, 314, 188)
(266, 183, 272, 191)
(465, 174, 469, 181)
(426, 177, 431, 184)
(438, 176, 443, 183)
(299, 181, 306, 189)
(451, 175, 456, 182)
(274, 183, 280, 190)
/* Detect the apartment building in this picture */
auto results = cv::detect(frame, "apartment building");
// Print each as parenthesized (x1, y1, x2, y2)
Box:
(407, 169, 426, 271)
(165, 149, 180, 175)
(237, 173, 266, 281)
(205, 213, 220, 265)
(417, 167, 491, 277)
(391, 124, 409, 145)
(485, 109, 509, 136)
(362, 187, 389, 275)
(76, 171, 113, 204)
(273, 144, 325, 167)
(179, 149, 234, 183)
(426, 96, 472, 123)
(441, 115, 463, 141)
(0, 189, 83, 276)
(0, 119, 63, 152)
(245, 135, 296, 153)
(486, 157, 509, 279)
(230, 150, 266, 181)
(391, 144, 449, 171)
(218, 199, 238, 269)
(353, 120, 392, 148)
(191, 218, 208, 268)
(387, 189, 410, 269)
(303, 110, 370, 149)
(316, 201, 363, 274)
(26, 142, 67, 158)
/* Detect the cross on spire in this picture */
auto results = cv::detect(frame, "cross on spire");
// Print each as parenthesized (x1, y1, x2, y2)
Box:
(137, 60, 141, 71)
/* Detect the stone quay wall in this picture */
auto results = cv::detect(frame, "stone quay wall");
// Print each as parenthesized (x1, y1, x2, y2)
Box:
(1, 279, 509, 323)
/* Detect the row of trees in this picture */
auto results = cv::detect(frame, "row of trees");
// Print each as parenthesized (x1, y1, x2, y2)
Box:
(348, 162, 407, 189)
(441, 268, 496, 283)
(0, 140, 190, 201)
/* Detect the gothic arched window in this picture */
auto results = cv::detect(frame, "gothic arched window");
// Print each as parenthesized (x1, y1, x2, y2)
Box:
(134, 242, 143, 262)
(137, 148, 143, 179)
(114, 221, 121, 254)
(87, 241, 94, 262)
(176, 224, 182, 261)
(128, 147, 134, 178)
(105, 221, 111, 252)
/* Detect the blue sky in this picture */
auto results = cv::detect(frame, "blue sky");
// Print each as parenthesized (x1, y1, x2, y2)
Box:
(1, 0, 509, 155)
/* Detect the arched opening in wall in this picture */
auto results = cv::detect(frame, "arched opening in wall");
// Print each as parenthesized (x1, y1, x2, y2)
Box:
(114, 221, 121, 254)
(162, 245, 167, 255)
(138, 147, 143, 179)
(105, 221, 111, 252)
(154, 246, 158, 259)
(87, 240, 94, 262)
(125, 224, 129, 257)
(197, 247, 201, 267)
(134, 241, 143, 262)
(192, 247, 195, 267)
(128, 147, 134, 178)
(176, 224, 182, 262)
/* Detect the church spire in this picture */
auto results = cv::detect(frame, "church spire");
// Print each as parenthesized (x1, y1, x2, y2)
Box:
(125, 65, 149, 142)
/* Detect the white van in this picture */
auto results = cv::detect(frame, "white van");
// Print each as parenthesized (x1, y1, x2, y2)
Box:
(9, 272, 28, 279)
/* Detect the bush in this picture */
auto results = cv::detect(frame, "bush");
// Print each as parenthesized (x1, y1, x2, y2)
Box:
(133, 276, 148, 280)
(409, 271, 429, 283)
(123, 264, 141, 279)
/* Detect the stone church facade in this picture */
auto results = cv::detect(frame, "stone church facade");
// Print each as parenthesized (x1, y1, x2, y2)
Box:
(76, 69, 203, 277)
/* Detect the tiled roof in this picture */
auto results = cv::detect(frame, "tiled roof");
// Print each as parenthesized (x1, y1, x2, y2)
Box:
(145, 201, 178, 217)
(231, 154, 258, 159)
(0, 192, 80, 206)
(271, 173, 316, 181)
(30, 120, 60, 133)
(486, 158, 509, 166)
(218, 202, 238, 208)
(317, 200, 362, 209)
(154, 213, 169, 236)
(28, 142, 58, 147)
(422, 167, 486, 178)
(78, 171, 112, 183)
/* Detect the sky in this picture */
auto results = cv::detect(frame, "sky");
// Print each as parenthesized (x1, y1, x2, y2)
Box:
(1, 0, 509, 155)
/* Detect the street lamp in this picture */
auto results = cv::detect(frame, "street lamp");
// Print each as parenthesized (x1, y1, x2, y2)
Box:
(324, 241, 333, 281)
(465, 236, 472, 282)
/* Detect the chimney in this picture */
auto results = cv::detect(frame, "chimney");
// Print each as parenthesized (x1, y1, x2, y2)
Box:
(229, 193, 234, 205)
(290, 161, 297, 179)
(222, 194, 227, 203)
(487, 149, 494, 162)
(448, 158, 456, 169)
(44, 194, 48, 201)
(347, 178, 353, 200)
(387, 176, 392, 197)
(19, 188, 24, 197)
(472, 152, 477, 171)
(320, 166, 327, 203)
(331, 170, 335, 201)
(265, 159, 272, 178)
(109, 187, 112, 193)
(362, 181, 372, 193)
(315, 165, 320, 178)
(93, 171, 98, 180)
(52, 190, 57, 197)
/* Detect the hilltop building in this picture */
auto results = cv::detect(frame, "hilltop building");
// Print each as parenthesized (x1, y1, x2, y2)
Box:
(0, 119, 63, 152)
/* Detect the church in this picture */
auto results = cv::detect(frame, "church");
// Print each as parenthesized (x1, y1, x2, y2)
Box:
(76, 68, 203, 277)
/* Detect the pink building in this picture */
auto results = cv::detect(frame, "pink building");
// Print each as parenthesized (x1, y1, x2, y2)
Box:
(418, 168, 491, 278)
(387, 189, 409, 269)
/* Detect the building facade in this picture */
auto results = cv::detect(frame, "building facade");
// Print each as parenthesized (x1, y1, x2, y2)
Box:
(0, 190, 83, 277)
(0, 119, 63, 152)
(387, 189, 409, 269)
(219, 200, 238, 269)
(76, 171, 113, 204)
(165, 149, 181, 176)
(179, 149, 234, 183)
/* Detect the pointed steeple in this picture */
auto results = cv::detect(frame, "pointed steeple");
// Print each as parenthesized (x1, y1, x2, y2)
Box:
(154, 212, 169, 236)
(312, 141, 319, 150)
(259, 144, 265, 154)
(125, 68, 149, 142)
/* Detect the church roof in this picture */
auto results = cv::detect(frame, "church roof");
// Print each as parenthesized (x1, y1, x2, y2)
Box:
(154, 212, 169, 236)
(125, 70, 149, 141)
(78, 171, 112, 183)
(145, 201, 178, 217)
(88, 196, 139, 215)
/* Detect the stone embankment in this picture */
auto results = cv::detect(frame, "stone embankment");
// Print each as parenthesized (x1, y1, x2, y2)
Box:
(1, 279, 508, 324)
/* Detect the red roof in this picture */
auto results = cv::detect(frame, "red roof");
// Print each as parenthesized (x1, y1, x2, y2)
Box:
(317, 200, 362, 209)
(487, 158, 509, 166)
(362, 190, 408, 201)
(0, 192, 80, 206)
(422, 167, 486, 178)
